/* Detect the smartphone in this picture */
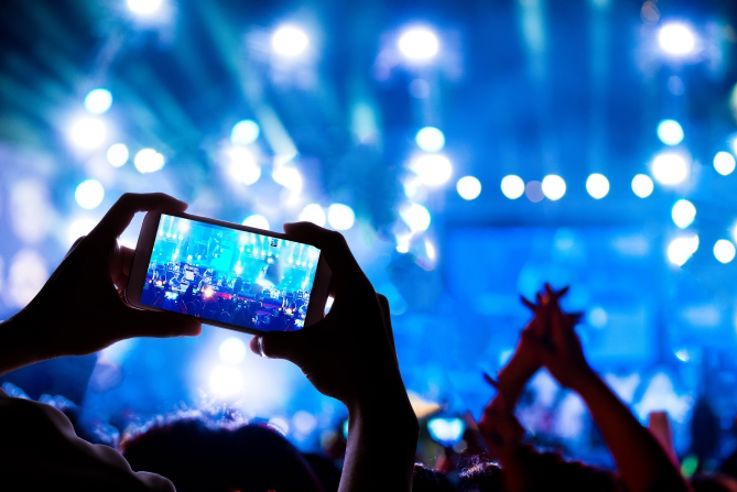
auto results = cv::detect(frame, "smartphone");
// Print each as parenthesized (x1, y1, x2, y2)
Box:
(427, 417, 466, 447)
(126, 211, 331, 335)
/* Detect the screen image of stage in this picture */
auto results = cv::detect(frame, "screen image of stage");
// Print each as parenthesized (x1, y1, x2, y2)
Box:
(140, 214, 321, 332)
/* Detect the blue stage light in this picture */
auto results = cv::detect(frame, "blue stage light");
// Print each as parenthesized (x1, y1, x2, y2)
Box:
(74, 179, 105, 210)
(671, 199, 696, 229)
(327, 203, 355, 231)
(106, 143, 129, 167)
(650, 151, 689, 186)
(666, 234, 699, 267)
(656, 119, 684, 146)
(657, 22, 697, 57)
(713, 151, 736, 176)
(397, 26, 440, 64)
(242, 214, 271, 231)
(7, 249, 48, 308)
(298, 203, 327, 227)
(399, 202, 431, 233)
(271, 24, 310, 58)
(542, 174, 566, 201)
(208, 364, 245, 399)
(272, 164, 303, 192)
(631, 174, 654, 198)
(408, 153, 453, 187)
(415, 126, 445, 152)
(714, 239, 736, 264)
(456, 176, 482, 201)
(230, 119, 260, 145)
(84, 88, 113, 115)
(133, 148, 166, 174)
(126, 0, 164, 17)
(67, 115, 109, 151)
(586, 173, 610, 199)
(500, 174, 525, 200)
(227, 147, 261, 185)
(219, 336, 247, 365)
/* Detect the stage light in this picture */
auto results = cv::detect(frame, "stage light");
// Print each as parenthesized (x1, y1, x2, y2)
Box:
(8, 249, 48, 308)
(587, 307, 608, 328)
(298, 203, 327, 226)
(66, 217, 97, 247)
(243, 214, 270, 231)
(500, 174, 525, 199)
(219, 337, 247, 365)
(631, 174, 654, 198)
(395, 232, 412, 254)
(415, 127, 445, 152)
(657, 22, 696, 57)
(713, 151, 736, 176)
(456, 176, 482, 200)
(585, 173, 610, 199)
(327, 203, 355, 231)
(666, 234, 699, 267)
(133, 148, 165, 173)
(714, 239, 736, 264)
(10, 180, 51, 245)
(67, 116, 108, 151)
(650, 151, 689, 186)
(408, 153, 453, 186)
(427, 417, 464, 446)
(271, 24, 309, 58)
(397, 26, 440, 63)
(230, 119, 260, 145)
(106, 143, 129, 167)
(208, 365, 244, 399)
(84, 88, 113, 115)
(126, 0, 164, 17)
(272, 165, 303, 192)
(293, 411, 318, 435)
(74, 179, 105, 210)
(399, 202, 431, 233)
(542, 174, 566, 201)
(671, 199, 696, 229)
(525, 180, 544, 203)
(656, 119, 684, 146)
(228, 147, 261, 185)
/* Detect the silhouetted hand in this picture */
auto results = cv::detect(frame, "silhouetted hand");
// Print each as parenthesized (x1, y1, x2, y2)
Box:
(8, 193, 201, 361)
(479, 394, 524, 460)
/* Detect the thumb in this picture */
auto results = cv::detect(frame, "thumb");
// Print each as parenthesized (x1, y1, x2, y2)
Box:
(250, 331, 306, 362)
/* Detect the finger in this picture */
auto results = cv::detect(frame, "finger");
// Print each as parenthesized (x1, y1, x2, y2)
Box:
(283, 222, 366, 292)
(94, 193, 188, 239)
(250, 330, 307, 363)
(483, 371, 499, 389)
(376, 293, 396, 352)
(112, 245, 135, 289)
(520, 295, 537, 311)
(124, 309, 202, 338)
(553, 285, 570, 300)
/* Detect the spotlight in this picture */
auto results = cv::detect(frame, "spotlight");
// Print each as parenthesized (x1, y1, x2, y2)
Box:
(67, 116, 108, 151)
(66, 217, 98, 247)
(657, 22, 697, 57)
(298, 203, 327, 227)
(671, 199, 696, 229)
(8, 249, 48, 308)
(84, 88, 113, 115)
(456, 176, 482, 200)
(242, 214, 271, 231)
(415, 127, 445, 152)
(713, 151, 736, 176)
(327, 203, 355, 231)
(133, 148, 165, 174)
(208, 365, 244, 399)
(714, 239, 736, 264)
(656, 119, 684, 146)
(650, 151, 689, 186)
(230, 119, 260, 145)
(541, 174, 566, 201)
(219, 337, 247, 365)
(631, 174, 654, 198)
(525, 180, 544, 203)
(106, 143, 129, 167)
(585, 173, 610, 199)
(500, 174, 525, 200)
(397, 26, 440, 64)
(272, 165, 303, 192)
(227, 147, 261, 185)
(408, 153, 453, 186)
(666, 234, 699, 267)
(399, 202, 431, 233)
(271, 24, 309, 58)
(126, 0, 164, 17)
(74, 179, 105, 210)
(587, 307, 608, 328)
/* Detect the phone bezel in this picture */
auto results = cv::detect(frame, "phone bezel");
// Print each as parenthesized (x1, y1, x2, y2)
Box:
(126, 210, 331, 335)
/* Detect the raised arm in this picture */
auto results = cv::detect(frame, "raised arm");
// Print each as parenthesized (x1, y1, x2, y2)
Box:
(252, 222, 418, 492)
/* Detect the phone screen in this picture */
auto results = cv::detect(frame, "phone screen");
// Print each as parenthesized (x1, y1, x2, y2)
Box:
(139, 214, 321, 332)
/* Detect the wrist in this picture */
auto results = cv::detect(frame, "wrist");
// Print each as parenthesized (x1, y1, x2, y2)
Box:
(0, 316, 47, 375)
(567, 364, 599, 393)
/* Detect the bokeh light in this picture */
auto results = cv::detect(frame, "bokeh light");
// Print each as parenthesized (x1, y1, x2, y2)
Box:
(500, 175, 525, 200)
(327, 203, 355, 231)
(66, 116, 108, 151)
(84, 88, 113, 115)
(657, 22, 697, 57)
(271, 24, 310, 58)
(133, 148, 166, 174)
(230, 119, 261, 145)
(227, 147, 261, 185)
(671, 199, 696, 229)
(219, 337, 247, 365)
(631, 174, 654, 198)
(126, 0, 164, 17)
(399, 202, 431, 233)
(713, 151, 736, 176)
(242, 214, 271, 231)
(656, 119, 684, 146)
(541, 174, 566, 201)
(585, 173, 610, 199)
(415, 127, 445, 152)
(408, 153, 453, 187)
(106, 143, 129, 167)
(713, 239, 736, 264)
(667, 234, 699, 267)
(74, 179, 105, 210)
(397, 26, 440, 63)
(298, 203, 327, 227)
(650, 151, 690, 186)
(456, 176, 482, 201)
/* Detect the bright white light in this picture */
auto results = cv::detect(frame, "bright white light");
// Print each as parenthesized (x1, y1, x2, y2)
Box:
(271, 24, 309, 58)
(208, 365, 244, 399)
(126, 0, 164, 17)
(587, 307, 608, 328)
(650, 151, 690, 186)
(657, 22, 697, 57)
(714, 239, 736, 264)
(408, 153, 453, 186)
(656, 119, 684, 146)
(242, 214, 271, 231)
(542, 174, 566, 201)
(427, 418, 464, 445)
(74, 179, 105, 210)
(456, 176, 482, 200)
(219, 337, 247, 365)
(106, 143, 129, 167)
(586, 173, 610, 199)
(713, 151, 736, 176)
(415, 127, 445, 152)
(8, 249, 48, 308)
(272, 165, 303, 193)
(228, 147, 261, 185)
(327, 203, 355, 231)
(671, 199, 696, 229)
(500, 175, 525, 199)
(84, 88, 113, 115)
(666, 234, 699, 267)
(67, 116, 108, 151)
(631, 174, 654, 198)
(133, 148, 165, 174)
(66, 217, 97, 247)
(397, 26, 440, 63)
(298, 203, 327, 227)
(399, 202, 431, 233)
(10, 180, 51, 245)
(230, 119, 260, 145)
(293, 411, 317, 435)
